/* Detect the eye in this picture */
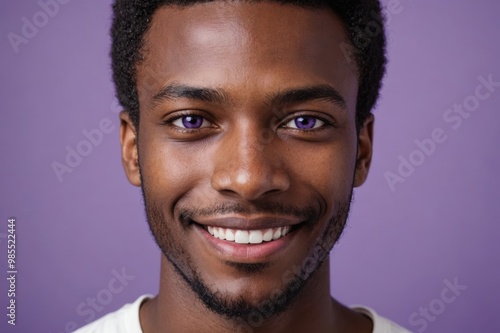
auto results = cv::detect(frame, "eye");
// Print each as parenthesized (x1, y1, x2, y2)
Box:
(171, 115, 210, 129)
(283, 116, 325, 130)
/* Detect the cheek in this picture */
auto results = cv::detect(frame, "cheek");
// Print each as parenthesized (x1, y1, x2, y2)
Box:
(287, 140, 357, 198)
(138, 134, 208, 205)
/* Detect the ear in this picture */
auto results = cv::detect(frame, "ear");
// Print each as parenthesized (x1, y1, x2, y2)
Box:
(119, 111, 141, 187)
(353, 114, 374, 187)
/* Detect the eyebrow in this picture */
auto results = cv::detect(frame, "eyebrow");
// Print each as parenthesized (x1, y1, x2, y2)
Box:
(150, 83, 347, 111)
(151, 83, 228, 106)
(270, 85, 348, 112)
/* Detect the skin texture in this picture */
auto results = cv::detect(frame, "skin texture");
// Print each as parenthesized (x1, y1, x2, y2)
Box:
(119, 2, 374, 332)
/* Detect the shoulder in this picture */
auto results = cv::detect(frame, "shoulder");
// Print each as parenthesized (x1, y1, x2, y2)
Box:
(351, 305, 413, 333)
(73, 294, 153, 333)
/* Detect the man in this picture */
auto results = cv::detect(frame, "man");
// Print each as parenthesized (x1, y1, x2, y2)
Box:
(77, 0, 411, 332)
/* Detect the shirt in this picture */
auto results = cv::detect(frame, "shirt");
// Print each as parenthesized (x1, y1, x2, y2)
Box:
(74, 295, 412, 333)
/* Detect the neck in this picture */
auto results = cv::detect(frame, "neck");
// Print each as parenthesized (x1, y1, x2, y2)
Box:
(140, 256, 372, 333)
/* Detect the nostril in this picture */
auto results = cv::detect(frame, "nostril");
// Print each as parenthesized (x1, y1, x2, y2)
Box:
(211, 162, 290, 200)
(265, 189, 282, 195)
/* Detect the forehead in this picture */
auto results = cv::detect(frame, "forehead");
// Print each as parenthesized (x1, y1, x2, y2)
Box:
(139, 1, 358, 111)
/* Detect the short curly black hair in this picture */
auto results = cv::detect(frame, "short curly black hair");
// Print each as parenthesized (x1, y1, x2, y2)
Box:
(111, 0, 387, 131)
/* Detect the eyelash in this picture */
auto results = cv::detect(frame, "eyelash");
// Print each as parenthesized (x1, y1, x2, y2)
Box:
(163, 111, 213, 133)
(163, 112, 335, 133)
(280, 114, 335, 133)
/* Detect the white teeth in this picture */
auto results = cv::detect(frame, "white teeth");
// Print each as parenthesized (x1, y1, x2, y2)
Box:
(218, 227, 225, 240)
(225, 228, 235, 241)
(263, 229, 273, 241)
(205, 226, 291, 244)
(234, 230, 249, 244)
(272, 228, 282, 240)
(249, 230, 263, 244)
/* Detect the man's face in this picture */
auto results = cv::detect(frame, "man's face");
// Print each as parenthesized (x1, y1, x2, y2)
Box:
(120, 1, 372, 318)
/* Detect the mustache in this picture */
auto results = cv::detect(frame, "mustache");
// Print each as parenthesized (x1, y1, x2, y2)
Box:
(178, 201, 321, 227)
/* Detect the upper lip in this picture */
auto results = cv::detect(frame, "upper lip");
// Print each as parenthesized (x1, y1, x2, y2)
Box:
(193, 216, 302, 230)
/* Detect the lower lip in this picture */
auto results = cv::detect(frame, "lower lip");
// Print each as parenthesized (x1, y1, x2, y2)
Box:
(194, 224, 296, 263)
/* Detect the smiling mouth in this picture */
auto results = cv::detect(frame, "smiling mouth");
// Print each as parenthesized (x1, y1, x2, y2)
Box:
(205, 226, 291, 244)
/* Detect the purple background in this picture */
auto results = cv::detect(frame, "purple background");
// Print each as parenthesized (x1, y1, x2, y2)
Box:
(1, 0, 499, 332)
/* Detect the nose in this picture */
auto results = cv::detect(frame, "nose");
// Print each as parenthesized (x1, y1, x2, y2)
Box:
(211, 126, 290, 201)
